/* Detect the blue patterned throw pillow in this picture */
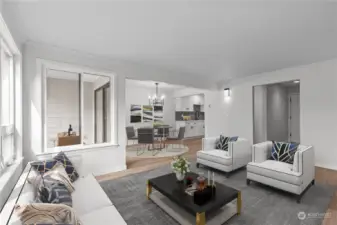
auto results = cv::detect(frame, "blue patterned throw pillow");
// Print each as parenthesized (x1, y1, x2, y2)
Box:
(31, 160, 58, 174)
(215, 135, 230, 151)
(36, 175, 73, 207)
(53, 152, 79, 182)
(31, 152, 79, 182)
(271, 141, 299, 164)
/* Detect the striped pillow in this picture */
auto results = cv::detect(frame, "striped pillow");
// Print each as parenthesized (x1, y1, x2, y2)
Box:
(36, 175, 73, 207)
(35, 162, 75, 207)
(215, 135, 230, 151)
(15, 203, 81, 225)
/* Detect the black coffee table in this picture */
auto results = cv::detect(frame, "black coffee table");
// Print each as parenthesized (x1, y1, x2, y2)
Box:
(147, 172, 241, 225)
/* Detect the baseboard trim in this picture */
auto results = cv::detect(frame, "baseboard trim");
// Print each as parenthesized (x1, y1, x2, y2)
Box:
(315, 164, 337, 171)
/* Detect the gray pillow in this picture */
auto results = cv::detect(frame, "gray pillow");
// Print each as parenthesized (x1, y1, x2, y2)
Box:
(36, 175, 73, 207)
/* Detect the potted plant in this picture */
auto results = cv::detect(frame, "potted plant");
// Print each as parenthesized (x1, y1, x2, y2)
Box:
(171, 156, 190, 181)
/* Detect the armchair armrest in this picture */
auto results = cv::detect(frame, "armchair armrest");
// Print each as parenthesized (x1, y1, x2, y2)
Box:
(292, 145, 314, 173)
(202, 137, 218, 151)
(252, 141, 272, 163)
(292, 145, 315, 189)
(228, 138, 251, 158)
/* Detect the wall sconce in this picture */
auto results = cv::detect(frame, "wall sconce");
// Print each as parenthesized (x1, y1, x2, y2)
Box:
(224, 88, 231, 97)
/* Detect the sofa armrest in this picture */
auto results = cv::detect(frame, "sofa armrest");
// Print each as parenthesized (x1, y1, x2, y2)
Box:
(229, 138, 251, 158)
(202, 137, 218, 151)
(252, 141, 272, 163)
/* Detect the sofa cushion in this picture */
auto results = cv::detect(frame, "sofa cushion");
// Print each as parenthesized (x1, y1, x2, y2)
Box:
(247, 160, 302, 185)
(79, 205, 127, 225)
(72, 174, 112, 216)
(197, 150, 232, 166)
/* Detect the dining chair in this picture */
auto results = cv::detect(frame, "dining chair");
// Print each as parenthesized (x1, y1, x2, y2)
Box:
(137, 128, 161, 156)
(167, 126, 185, 150)
(126, 126, 138, 145)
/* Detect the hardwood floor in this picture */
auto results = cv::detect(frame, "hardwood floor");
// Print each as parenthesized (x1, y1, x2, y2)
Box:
(96, 138, 337, 225)
(97, 138, 201, 181)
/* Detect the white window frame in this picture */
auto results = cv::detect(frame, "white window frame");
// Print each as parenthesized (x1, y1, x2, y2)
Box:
(0, 15, 22, 174)
(37, 59, 118, 153)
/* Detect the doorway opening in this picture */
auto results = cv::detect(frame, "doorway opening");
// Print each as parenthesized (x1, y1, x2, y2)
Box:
(253, 80, 300, 144)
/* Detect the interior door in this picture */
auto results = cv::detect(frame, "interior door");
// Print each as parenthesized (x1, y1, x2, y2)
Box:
(289, 94, 300, 142)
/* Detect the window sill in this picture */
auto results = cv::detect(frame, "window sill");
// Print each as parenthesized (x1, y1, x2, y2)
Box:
(0, 157, 24, 186)
(36, 143, 120, 156)
(0, 157, 24, 210)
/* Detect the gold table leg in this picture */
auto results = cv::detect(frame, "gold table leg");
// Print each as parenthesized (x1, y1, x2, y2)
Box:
(196, 212, 205, 225)
(237, 191, 242, 215)
(146, 180, 152, 200)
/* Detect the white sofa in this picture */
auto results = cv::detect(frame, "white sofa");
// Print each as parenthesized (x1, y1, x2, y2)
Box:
(247, 141, 315, 203)
(1, 158, 127, 225)
(196, 137, 251, 176)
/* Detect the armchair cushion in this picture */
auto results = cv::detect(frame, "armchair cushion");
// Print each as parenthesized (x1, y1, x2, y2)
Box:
(271, 141, 299, 164)
(197, 150, 232, 166)
(247, 160, 302, 185)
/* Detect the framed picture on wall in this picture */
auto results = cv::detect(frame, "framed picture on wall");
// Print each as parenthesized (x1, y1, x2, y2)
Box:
(142, 105, 153, 122)
(153, 105, 164, 123)
(130, 104, 142, 123)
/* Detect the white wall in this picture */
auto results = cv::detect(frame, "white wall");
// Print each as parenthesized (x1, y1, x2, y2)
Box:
(22, 42, 213, 174)
(46, 78, 97, 147)
(267, 84, 289, 142)
(205, 58, 337, 170)
(204, 90, 227, 137)
(253, 85, 267, 144)
(46, 78, 80, 146)
(22, 43, 126, 173)
(125, 83, 175, 128)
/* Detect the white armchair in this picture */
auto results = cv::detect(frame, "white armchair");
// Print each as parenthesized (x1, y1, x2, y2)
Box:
(247, 141, 315, 203)
(196, 137, 251, 177)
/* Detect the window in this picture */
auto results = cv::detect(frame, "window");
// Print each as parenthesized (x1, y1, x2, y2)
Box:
(0, 41, 15, 171)
(45, 68, 112, 150)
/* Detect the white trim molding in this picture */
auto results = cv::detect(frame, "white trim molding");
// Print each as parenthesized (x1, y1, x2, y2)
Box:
(36, 59, 118, 153)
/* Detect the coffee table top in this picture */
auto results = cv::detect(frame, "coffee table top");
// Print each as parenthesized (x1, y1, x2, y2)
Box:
(148, 172, 239, 214)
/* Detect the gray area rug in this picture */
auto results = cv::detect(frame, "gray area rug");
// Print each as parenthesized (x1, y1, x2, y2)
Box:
(100, 163, 335, 225)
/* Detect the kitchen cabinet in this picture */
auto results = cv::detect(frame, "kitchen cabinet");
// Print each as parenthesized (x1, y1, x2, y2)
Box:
(176, 120, 204, 138)
(175, 94, 205, 112)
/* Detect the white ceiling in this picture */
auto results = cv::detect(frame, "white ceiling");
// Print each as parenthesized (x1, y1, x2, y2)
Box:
(4, 1, 337, 82)
(47, 69, 100, 82)
(126, 79, 184, 90)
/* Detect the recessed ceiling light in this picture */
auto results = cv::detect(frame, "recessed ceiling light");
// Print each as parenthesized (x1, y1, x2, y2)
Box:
(294, 80, 300, 83)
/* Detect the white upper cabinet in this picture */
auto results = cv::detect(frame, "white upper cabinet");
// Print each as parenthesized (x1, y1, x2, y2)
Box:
(175, 94, 204, 112)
